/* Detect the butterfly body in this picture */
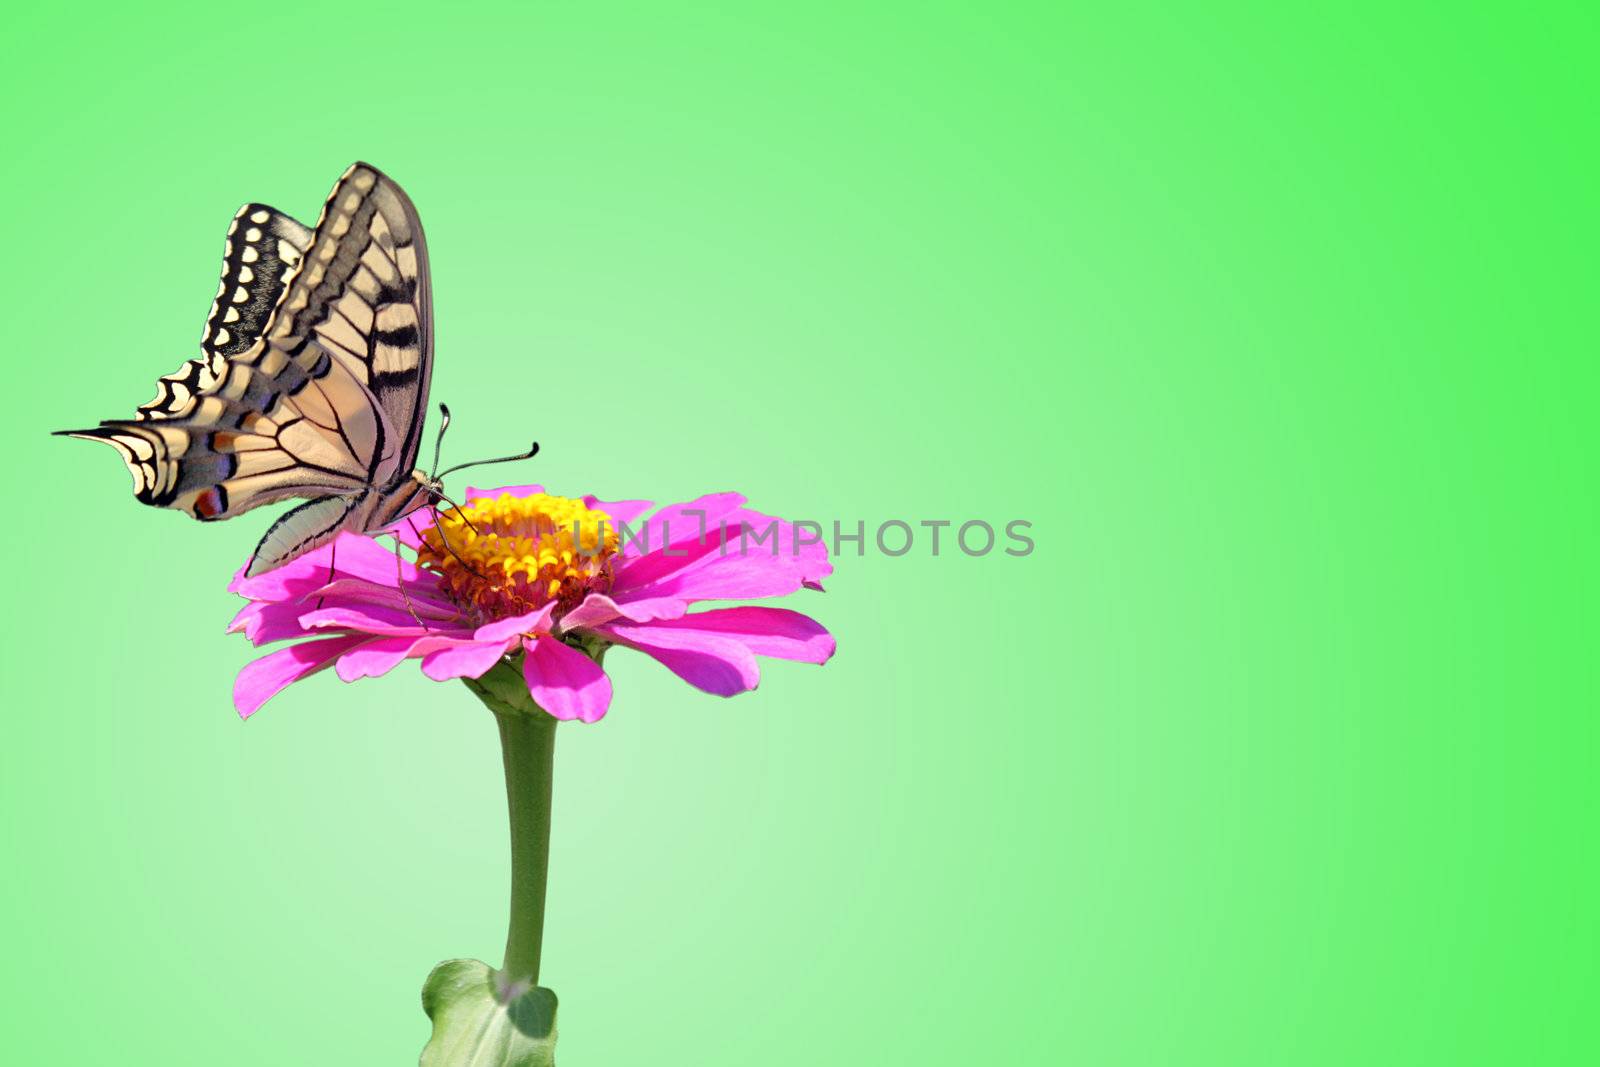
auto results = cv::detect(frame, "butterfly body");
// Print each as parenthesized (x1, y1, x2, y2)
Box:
(59, 163, 439, 577)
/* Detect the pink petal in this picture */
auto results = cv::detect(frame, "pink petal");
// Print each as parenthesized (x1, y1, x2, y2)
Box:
(228, 601, 315, 646)
(474, 603, 558, 643)
(596, 622, 761, 697)
(333, 630, 480, 681)
(228, 547, 334, 599)
(611, 517, 740, 592)
(632, 607, 835, 664)
(613, 505, 834, 603)
(231, 531, 433, 601)
(558, 592, 688, 631)
(721, 506, 834, 589)
(233, 587, 462, 647)
(420, 637, 515, 681)
(522, 635, 613, 723)
(336, 635, 434, 681)
(234, 635, 372, 718)
(618, 493, 747, 560)
(582, 495, 654, 525)
(308, 578, 460, 620)
(227, 600, 263, 634)
(618, 546, 819, 605)
(297, 603, 435, 637)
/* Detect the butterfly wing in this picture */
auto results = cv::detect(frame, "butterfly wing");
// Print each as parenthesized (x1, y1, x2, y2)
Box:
(138, 204, 314, 420)
(60, 197, 375, 519)
(267, 162, 434, 490)
(247, 493, 364, 578)
(60, 164, 434, 540)
(245, 474, 432, 579)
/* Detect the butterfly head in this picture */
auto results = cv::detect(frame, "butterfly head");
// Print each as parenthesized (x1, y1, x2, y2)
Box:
(412, 468, 448, 506)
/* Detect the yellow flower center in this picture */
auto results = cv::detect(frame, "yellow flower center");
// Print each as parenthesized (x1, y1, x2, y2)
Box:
(418, 492, 619, 622)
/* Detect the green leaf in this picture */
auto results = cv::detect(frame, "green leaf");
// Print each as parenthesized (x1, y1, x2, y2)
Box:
(420, 959, 558, 1067)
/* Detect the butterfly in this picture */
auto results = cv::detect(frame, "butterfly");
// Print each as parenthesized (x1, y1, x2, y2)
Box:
(58, 163, 534, 577)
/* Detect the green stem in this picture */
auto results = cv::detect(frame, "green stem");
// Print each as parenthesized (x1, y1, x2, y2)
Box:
(465, 661, 559, 986)
(496, 707, 556, 982)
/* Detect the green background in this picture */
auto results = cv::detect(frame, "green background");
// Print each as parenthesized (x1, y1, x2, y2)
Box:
(1, 2, 1592, 1063)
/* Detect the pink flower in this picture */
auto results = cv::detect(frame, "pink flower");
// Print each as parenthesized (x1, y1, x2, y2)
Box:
(227, 486, 835, 722)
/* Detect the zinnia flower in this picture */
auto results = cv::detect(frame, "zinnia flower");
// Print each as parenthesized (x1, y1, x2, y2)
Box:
(227, 486, 835, 721)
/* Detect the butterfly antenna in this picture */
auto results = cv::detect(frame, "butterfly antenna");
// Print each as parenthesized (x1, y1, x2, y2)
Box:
(437, 441, 540, 479)
(432, 404, 453, 479)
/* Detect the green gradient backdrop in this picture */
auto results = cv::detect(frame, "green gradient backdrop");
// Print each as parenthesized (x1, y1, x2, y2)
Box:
(1, 3, 1592, 1064)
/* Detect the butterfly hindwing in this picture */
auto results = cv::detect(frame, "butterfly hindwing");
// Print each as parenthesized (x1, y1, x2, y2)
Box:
(137, 205, 313, 423)
(64, 402, 373, 520)
(248, 494, 364, 576)
(245, 473, 431, 578)
(199, 205, 314, 362)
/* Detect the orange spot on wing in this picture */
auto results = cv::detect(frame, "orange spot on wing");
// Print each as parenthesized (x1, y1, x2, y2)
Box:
(194, 488, 225, 519)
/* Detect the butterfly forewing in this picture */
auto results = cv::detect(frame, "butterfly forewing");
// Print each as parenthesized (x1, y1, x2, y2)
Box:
(269, 164, 433, 485)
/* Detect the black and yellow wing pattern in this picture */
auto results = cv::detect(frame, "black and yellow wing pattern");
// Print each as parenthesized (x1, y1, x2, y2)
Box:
(58, 163, 435, 576)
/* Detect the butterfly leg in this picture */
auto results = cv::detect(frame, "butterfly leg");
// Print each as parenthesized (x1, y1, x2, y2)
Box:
(315, 539, 338, 612)
(394, 523, 429, 630)
(432, 498, 494, 583)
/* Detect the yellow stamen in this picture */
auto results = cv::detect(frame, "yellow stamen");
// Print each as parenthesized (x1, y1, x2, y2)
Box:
(418, 492, 619, 622)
